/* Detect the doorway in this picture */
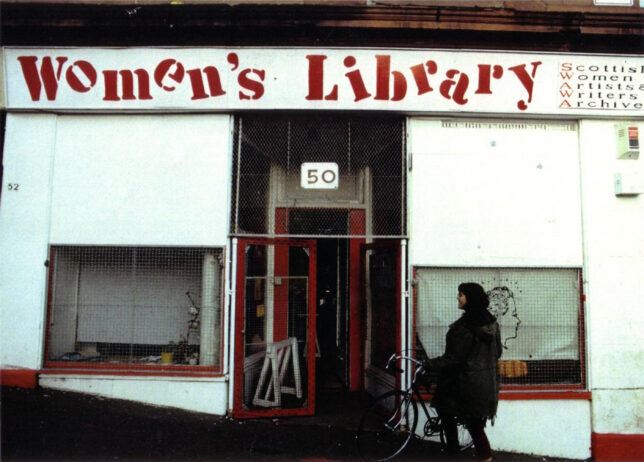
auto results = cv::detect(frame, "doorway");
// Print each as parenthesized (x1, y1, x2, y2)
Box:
(230, 114, 407, 416)
(315, 238, 349, 391)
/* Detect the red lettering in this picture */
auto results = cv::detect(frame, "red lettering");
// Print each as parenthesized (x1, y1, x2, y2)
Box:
(306, 55, 338, 101)
(508, 61, 542, 110)
(227, 52, 239, 71)
(187, 67, 225, 100)
(475, 64, 503, 94)
(439, 69, 469, 105)
(154, 59, 185, 91)
(344, 56, 371, 102)
(17, 56, 68, 101)
(375, 55, 407, 101)
(238, 69, 265, 100)
(102, 69, 152, 101)
(103, 71, 119, 101)
(65, 60, 97, 93)
(410, 60, 437, 96)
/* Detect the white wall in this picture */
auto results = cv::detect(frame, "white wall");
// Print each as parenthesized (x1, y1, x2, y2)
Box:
(407, 117, 592, 459)
(414, 399, 592, 459)
(415, 399, 592, 459)
(408, 118, 582, 267)
(39, 374, 229, 415)
(50, 115, 231, 246)
(0, 114, 57, 369)
(408, 117, 644, 451)
(579, 120, 644, 436)
(488, 400, 592, 459)
(1, 114, 233, 417)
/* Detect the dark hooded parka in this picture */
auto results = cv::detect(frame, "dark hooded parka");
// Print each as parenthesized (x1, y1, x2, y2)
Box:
(425, 305, 503, 420)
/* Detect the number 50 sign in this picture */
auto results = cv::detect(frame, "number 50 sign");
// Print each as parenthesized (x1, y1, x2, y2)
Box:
(301, 162, 339, 189)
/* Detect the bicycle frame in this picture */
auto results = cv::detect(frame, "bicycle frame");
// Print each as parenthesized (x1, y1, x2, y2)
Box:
(385, 351, 441, 438)
(356, 350, 473, 461)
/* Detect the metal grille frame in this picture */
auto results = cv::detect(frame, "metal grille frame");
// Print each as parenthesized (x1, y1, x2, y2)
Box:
(413, 266, 586, 390)
(231, 114, 407, 239)
(45, 245, 225, 373)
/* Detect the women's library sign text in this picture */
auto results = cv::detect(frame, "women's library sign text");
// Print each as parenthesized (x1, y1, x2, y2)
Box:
(4, 48, 644, 116)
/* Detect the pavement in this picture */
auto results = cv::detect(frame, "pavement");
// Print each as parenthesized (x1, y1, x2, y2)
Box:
(1, 385, 586, 462)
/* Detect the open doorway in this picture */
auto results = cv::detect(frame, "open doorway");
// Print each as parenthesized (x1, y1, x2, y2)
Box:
(315, 238, 349, 392)
(230, 114, 406, 417)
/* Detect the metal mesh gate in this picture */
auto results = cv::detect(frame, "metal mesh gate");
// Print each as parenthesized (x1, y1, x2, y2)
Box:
(235, 239, 317, 417)
(231, 114, 406, 238)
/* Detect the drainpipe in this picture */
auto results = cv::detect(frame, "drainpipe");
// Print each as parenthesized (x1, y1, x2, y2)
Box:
(227, 238, 238, 410)
(400, 239, 408, 392)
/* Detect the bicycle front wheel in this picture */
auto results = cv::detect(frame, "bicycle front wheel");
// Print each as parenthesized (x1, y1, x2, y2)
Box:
(356, 390, 418, 462)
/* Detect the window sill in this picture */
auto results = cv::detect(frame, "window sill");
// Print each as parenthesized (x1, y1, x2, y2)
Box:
(499, 390, 591, 400)
(43, 362, 223, 378)
(418, 388, 590, 401)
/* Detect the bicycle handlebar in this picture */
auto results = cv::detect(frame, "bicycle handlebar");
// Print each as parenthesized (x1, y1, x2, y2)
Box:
(386, 350, 424, 375)
(385, 350, 441, 390)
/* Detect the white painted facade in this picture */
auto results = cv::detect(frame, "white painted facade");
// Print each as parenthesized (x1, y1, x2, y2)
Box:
(38, 374, 230, 415)
(407, 117, 643, 458)
(0, 113, 234, 410)
(1, 47, 643, 460)
(578, 120, 644, 437)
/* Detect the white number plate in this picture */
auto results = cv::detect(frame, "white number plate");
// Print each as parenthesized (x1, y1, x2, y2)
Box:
(301, 162, 339, 189)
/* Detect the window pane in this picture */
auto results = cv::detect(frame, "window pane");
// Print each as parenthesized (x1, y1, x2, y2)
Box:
(415, 267, 583, 386)
(47, 246, 223, 369)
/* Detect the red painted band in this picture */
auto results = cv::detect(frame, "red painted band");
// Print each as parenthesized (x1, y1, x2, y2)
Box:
(40, 369, 223, 378)
(592, 433, 644, 462)
(499, 391, 591, 400)
(1, 369, 38, 388)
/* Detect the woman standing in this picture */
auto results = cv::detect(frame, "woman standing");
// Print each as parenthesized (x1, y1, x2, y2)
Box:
(423, 282, 502, 462)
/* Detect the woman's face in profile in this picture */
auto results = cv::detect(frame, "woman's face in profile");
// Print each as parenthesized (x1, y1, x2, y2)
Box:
(457, 291, 467, 309)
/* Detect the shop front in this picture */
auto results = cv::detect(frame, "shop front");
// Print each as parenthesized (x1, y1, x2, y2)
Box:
(1, 46, 643, 459)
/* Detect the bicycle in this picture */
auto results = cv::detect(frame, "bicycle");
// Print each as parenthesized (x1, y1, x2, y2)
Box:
(356, 351, 474, 461)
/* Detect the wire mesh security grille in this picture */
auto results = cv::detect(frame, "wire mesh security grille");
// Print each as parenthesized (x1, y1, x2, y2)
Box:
(231, 114, 406, 238)
(46, 246, 223, 370)
(414, 267, 585, 387)
(239, 241, 313, 413)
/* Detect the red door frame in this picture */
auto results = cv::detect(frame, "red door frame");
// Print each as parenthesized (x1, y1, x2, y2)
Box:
(348, 210, 366, 391)
(232, 237, 317, 418)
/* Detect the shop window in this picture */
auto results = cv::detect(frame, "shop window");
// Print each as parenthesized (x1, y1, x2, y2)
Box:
(414, 267, 585, 388)
(46, 246, 224, 371)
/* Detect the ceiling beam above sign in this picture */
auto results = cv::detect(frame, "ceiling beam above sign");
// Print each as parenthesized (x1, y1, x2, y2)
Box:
(1, 1, 642, 51)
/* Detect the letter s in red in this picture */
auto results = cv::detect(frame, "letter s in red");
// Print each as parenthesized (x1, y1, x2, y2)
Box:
(239, 69, 265, 100)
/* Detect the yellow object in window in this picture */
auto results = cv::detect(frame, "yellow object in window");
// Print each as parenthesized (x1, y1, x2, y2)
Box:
(498, 360, 528, 378)
(256, 304, 265, 318)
